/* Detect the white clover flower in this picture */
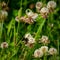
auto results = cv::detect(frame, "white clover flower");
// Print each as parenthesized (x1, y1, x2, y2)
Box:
(47, 1, 56, 9)
(24, 33, 35, 48)
(48, 48, 57, 55)
(41, 36, 48, 41)
(36, 2, 43, 9)
(24, 33, 32, 39)
(40, 7, 49, 14)
(31, 13, 38, 21)
(20, 16, 34, 24)
(25, 37, 35, 48)
(28, 37, 35, 44)
(40, 7, 49, 18)
(40, 35, 50, 44)
(1, 42, 8, 49)
(39, 46, 48, 54)
(34, 49, 43, 58)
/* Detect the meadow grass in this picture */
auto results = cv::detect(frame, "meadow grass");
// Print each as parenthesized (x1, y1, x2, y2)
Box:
(0, 0, 60, 60)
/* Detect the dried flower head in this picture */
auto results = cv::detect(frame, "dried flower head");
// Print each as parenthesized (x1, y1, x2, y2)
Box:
(0, 10, 8, 22)
(24, 33, 35, 48)
(40, 35, 50, 44)
(34, 49, 43, 58)
(31, 13, 38, 21)
(24, 33, 32, 39)
(20, 16, 34, 24)
(47, 1, 56, 9)
(36, 2, 43, 9)
(25, 38, 35, 48)
(47, 1, 56, 12)
(48, 48, 57, 55)
(1, 42, 8, 49)
(40, 7, 49, 18)
(39, 46, 48, 54)
(41, 36, 48, 41)
(28, 37, 35, 44)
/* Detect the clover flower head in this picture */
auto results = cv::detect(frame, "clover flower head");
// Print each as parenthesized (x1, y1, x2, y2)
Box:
(39, 46, 48, 54)
(36, 2, 43, 9)
(40, 36, 50, 44)
(34, 49, 43, 58)
(48, 48, 57, 55)
(1, 42, 8, 49)
(28, 37, 35, 44)
(47, 1, 56, 9)
(24, 33, 32, 39)
(31, 13, 38, 21)
(40, 7, 49, 14)
(41, 36, 48, 40)
(40, 7, 49, 18)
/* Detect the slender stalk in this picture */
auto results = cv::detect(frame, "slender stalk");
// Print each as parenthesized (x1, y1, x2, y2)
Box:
(57, 39, 59, 55)
(35, 18, 46, 40)
(0, 22, 3, 43)
(14, 20, 16, 47)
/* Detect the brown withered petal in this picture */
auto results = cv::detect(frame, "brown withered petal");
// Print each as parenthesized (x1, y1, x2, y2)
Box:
(20, 17, 34, 24)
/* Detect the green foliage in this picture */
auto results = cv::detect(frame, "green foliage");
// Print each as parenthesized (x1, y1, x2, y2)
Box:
(0, 0, 60, 60)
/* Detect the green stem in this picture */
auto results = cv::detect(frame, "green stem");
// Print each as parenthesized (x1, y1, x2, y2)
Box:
(44, 54, 47, 60)
(27, 25, 32, 32)
(35, 19, 46, 40)
(0, 22, 3, 43)
(14, 20, 16, 47)
(53, 55, 56, 60)
(57, 39, 59, 55)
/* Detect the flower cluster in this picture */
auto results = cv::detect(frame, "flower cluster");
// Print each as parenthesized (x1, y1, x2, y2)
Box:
(0, 1, 8, 22)
(33, 35, 58, 58)
(34, 46, 57, 58)
(39, 35, 50, 45)
(15, 1, 56, 24)
(36, 2, 43, 12)
(24, 33, 35, 48)
(15, 9, 38, 24)
(36, 1, 56, 18)
(47, 1, 56, 12)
